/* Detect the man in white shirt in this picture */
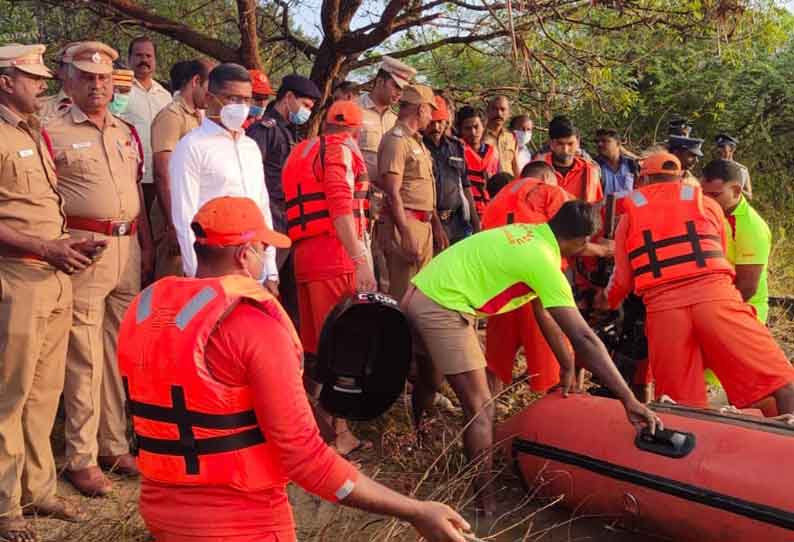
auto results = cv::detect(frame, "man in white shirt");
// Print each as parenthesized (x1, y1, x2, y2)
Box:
(121, 36, 172, 213)
(170, 63, 278, 292)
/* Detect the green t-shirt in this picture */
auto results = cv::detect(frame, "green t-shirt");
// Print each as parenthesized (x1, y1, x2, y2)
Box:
(411, 223, 576, 316)
(725, 196, 770, 322)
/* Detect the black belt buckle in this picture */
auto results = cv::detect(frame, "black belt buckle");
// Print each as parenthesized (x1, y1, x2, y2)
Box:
(111, 221, 132, 236)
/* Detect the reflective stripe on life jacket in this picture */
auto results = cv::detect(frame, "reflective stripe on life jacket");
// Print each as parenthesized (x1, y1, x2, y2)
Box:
(283, 135, 370, 242)
(464, 143, 498, 216)
(117, 275, 302, 490)
(623, 182, 734, 293)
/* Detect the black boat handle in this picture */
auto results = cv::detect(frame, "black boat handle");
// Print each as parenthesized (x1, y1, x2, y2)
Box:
(635, 428, 696, 458)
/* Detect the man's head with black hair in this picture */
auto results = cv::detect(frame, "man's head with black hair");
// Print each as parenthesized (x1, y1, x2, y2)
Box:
(333, 80, 358, 102)
(548, 200, 599, 257)
(510, 114, 532, 132)
(206, 63, 251, 127)
(700, 159, 745, 213)
(548, 115, 579, 167)
(486, 95, 510, 130)
(595, 128, 621, 161)
(487, 172, 515, 198)
(456, 105, 485, 148)
(520, 160, 557, 185)
(128, 36, 157, 83)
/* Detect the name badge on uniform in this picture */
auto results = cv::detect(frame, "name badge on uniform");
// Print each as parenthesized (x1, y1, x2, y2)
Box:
(17, 149, 34, 158)
(72, 142, 92, 149)
(449, 156, 463, 163)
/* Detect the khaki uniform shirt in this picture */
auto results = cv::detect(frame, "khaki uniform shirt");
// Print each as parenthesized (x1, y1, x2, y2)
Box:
(358, 93, 397, 182)
(151, 96, 202, 154)
(38, 89, 72, 125)
(0, 105, 66, 241)
(484, 126, 517, 176)
(47, 107, 141, 221)
(378, 121, 435, 212)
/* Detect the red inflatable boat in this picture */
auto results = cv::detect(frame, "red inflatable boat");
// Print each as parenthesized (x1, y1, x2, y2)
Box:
(497, 393, 794, 541)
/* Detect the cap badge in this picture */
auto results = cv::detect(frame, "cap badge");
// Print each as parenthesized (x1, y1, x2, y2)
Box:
(91, 52, 101, 64)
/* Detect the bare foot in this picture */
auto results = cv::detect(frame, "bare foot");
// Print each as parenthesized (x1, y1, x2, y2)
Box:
(332, 431, 373, 457)
(0, 517, 37, 542)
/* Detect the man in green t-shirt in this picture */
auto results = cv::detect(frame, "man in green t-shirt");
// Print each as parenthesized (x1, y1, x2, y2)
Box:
(403, 200, 661, 516)
(700, 159, 770, 322)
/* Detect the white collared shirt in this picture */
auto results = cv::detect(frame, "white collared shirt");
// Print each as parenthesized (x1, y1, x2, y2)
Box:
(121, 79, 172, 184)
(170, 117, 278, 280)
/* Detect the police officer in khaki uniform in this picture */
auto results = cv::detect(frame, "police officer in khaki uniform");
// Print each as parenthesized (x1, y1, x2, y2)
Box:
(375, 84, 446, 301)
(0, 43, 103, 542)
(150, 59, 210, 279)
(38, 42, 79, 124)
(358, 57, 416, 293)
(47, 41, 153, 497)
(484, 95, 518, 176)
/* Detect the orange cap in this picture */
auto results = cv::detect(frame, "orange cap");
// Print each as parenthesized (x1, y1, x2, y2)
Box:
(248, 69, 273, 96)
(326, 100, 362, 127)
(639, 152, 682, 177)
(192, 196, 291, 249)
(431, 95, 449, 121)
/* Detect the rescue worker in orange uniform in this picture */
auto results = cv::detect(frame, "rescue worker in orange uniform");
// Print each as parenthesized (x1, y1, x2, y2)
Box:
(456, 105, 499, 218)
(117, 196, 471, 542)
(243, 69, 273, 130)
(536, 115, 604, 293)
(603, 152, 794, 418)
(282, 100, 376, 456)
(481, 161, 572, 395)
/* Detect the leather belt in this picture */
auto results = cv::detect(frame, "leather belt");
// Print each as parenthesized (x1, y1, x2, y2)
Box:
(67, 217, 138, 236)
(405, 209, 434, 223)
(0, 247, 44, 261)
(437, 209, 454, 221)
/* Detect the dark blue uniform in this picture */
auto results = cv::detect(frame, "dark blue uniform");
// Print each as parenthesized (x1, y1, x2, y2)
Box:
(423, 134, 474, 244)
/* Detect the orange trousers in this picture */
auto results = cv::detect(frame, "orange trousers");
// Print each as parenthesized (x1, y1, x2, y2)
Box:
(150, 529, 296, 542)
(485, 304, 562, 392)
(646, 298, 794, 408)
(297, 274, 355, 355)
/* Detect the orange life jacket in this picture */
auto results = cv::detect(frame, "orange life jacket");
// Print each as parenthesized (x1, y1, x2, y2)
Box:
(481, 177, 569, 229)
(464, 143, 499, 216)
(537, 153, 601, 203)
(117, 275, 302, 491)
(283, 135, 370, 242)
(623, 182, 734, 293)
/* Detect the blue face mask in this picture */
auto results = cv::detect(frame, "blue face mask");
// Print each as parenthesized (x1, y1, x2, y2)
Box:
(108, 92, 130, 115)
(249, 104, 265, 119)
(289, 105, 311, 125)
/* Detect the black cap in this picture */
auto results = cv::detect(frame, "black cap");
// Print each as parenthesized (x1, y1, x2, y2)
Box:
(668, 117, 692, 136)
(668, 135, 704, 157)
(548, 115, 576, 139)
(715, 133, 738, 147)
(279, 74, 321, 100)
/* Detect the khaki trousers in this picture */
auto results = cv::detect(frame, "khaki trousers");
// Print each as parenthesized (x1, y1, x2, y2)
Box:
(63, 232, 140, 471)
(0, 260, 72, 516)
(375, 216, 433, 301)
(150, 199, 183, 280)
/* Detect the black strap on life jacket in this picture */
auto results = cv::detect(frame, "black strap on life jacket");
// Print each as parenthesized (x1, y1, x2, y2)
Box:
(629, 221, 724, 279)
(123, 378, 265, 475)
(506, 212, 515, 225)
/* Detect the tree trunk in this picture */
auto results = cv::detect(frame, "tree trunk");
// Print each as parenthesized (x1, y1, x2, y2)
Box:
(236, 0, 262, 69)
(306, 41, 347, 136)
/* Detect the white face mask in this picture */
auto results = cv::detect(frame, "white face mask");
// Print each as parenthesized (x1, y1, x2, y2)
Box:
(219, 103, 250, 131)
(515, 130, 532, 146)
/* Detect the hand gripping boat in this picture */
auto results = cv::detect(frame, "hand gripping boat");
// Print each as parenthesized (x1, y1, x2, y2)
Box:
(496, 392, 794, 541)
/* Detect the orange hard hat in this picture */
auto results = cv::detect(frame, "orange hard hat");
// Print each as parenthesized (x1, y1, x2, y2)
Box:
(326, 100, 362, 127)
(431, 95, 449, 121)
(248, 69, 273, 96)
(192, 196, 290, 249)
(640, 152, 682, 177)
